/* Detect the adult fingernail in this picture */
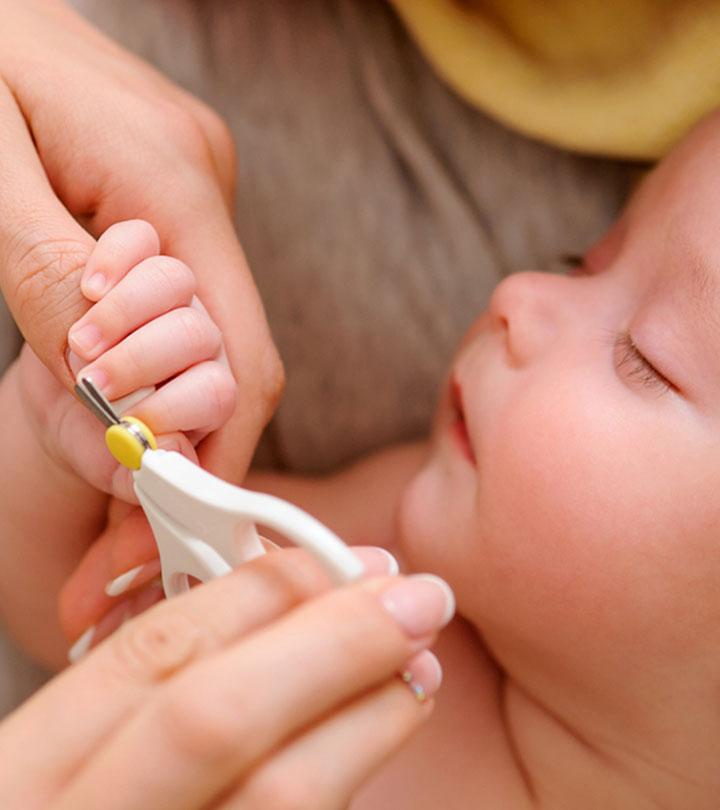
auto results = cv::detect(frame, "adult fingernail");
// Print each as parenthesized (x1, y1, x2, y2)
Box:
(353, 546, 400, 576)
(105, 565, 143, 597)
(68, 625, 95, 664)
(401, 649, 443, 702)
(83, 273, 107, 299)
(68, 322, 102, 356)
(381, 574, 455, 638)
(105, 559, 162, 597)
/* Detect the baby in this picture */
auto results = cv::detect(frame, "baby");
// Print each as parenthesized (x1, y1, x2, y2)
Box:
(7, 107, 720, 807)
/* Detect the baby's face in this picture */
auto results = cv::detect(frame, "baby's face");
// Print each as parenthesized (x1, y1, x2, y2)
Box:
(400, 113, 720, 707)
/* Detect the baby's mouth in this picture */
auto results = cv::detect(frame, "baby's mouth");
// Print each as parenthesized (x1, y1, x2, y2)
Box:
(450, 378, 477, 466)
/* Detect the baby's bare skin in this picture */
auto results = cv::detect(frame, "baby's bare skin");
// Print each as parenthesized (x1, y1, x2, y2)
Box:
(58, 111, 720, 805)
(0, 219, 236, 666)
(246, 112, 720, 807)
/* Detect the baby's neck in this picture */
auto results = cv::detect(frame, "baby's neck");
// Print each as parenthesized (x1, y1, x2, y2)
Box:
(496, 642, 720, 809)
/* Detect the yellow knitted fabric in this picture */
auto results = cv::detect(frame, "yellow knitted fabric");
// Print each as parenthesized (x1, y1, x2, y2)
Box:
(390, 0, 720, 159)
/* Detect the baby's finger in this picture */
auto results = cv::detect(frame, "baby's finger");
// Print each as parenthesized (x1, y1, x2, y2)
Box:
(225, 652, 440, 809)
(109, 431, 199, 504)
(69, 256, 197, 362)
(81, 220, 160, 301)
(129, 361, 236, 437)
(79, 306, 222, 400)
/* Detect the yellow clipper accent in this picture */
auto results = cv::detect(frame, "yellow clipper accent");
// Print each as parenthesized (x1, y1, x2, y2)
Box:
(105, 416, 157, 471)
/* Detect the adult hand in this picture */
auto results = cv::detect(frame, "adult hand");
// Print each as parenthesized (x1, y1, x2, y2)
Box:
(0, 0, 283, 482)
(3, 545, 451, 809)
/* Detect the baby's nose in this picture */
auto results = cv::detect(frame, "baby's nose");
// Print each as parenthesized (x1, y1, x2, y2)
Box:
(489, 271, 562, 365)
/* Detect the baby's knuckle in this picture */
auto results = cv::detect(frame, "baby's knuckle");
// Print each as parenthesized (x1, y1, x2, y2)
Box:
(201, 363, 237, 425)
(106, 607, 204, 682)
(150, 256, 196, 303)
(103, 290, 133, 329)
(178, 306, 221, 354)
(157, 681, 250, 763)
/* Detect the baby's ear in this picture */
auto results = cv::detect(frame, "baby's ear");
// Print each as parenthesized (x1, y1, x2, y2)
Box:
(82, 220, 160, 301)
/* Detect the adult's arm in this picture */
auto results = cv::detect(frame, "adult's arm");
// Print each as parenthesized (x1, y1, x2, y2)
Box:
(0, 0, 283, 482)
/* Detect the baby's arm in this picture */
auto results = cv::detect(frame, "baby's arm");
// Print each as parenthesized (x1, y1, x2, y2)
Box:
(0, 220, 235, 668)
(0, 359, 108, 667)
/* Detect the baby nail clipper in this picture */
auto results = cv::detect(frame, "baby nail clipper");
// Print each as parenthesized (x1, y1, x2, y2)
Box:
(75, 377, 364, 597)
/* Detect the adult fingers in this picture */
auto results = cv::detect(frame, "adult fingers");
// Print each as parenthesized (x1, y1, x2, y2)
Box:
(20, 548, 399, 787)
(0, 81, 93, 386)
(224, 653, 441, 810)
(53, 573, 452, 810)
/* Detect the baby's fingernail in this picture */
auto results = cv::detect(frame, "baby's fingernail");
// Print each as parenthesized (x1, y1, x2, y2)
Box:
(80, 367, 109, 393)
(380, 574, 455, 638)
(105, 565, 144, 597)
(68, 322, 102, 356)
(401, 649, 443, 702)
(66, 349, 85, 376)
(111, 386, 156, 415)
(83, 273, 107, 299)
(68, 625, 95, 664)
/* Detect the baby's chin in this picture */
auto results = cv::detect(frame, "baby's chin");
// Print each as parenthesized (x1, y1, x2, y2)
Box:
(396, 453, 474, 584)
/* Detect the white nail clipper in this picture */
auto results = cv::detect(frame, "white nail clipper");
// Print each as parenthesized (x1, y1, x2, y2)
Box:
(75, 378, 364, 597)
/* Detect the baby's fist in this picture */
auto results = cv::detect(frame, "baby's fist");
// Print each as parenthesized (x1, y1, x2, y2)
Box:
(65, 220, 236, 494)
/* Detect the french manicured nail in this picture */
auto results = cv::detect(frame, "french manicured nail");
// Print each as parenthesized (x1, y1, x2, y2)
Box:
(381, 574, 455, 637)
(68, 322, 102, 356)
(354, 546, 400, 576)
(68, 626, 95, 664)
(105, 565, 144, 597)
(401, 649, 443, 702)
(105, 559, 162, 597)
(83, 273, 107, 298)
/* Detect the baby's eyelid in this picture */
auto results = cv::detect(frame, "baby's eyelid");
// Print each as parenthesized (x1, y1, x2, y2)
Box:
(615, 333, 677, 395)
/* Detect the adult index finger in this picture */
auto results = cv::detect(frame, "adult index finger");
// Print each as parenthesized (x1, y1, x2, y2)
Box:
(6, 546, 395, 787)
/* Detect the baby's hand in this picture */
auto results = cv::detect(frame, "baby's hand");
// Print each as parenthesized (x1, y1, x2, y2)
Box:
(19, 220, 236, 500)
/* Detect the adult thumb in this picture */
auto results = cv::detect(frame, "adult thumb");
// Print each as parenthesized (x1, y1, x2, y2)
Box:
(0, 81, 93, 387)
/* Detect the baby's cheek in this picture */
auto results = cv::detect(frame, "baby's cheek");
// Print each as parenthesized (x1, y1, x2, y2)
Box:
(472, 389, 670, 653)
